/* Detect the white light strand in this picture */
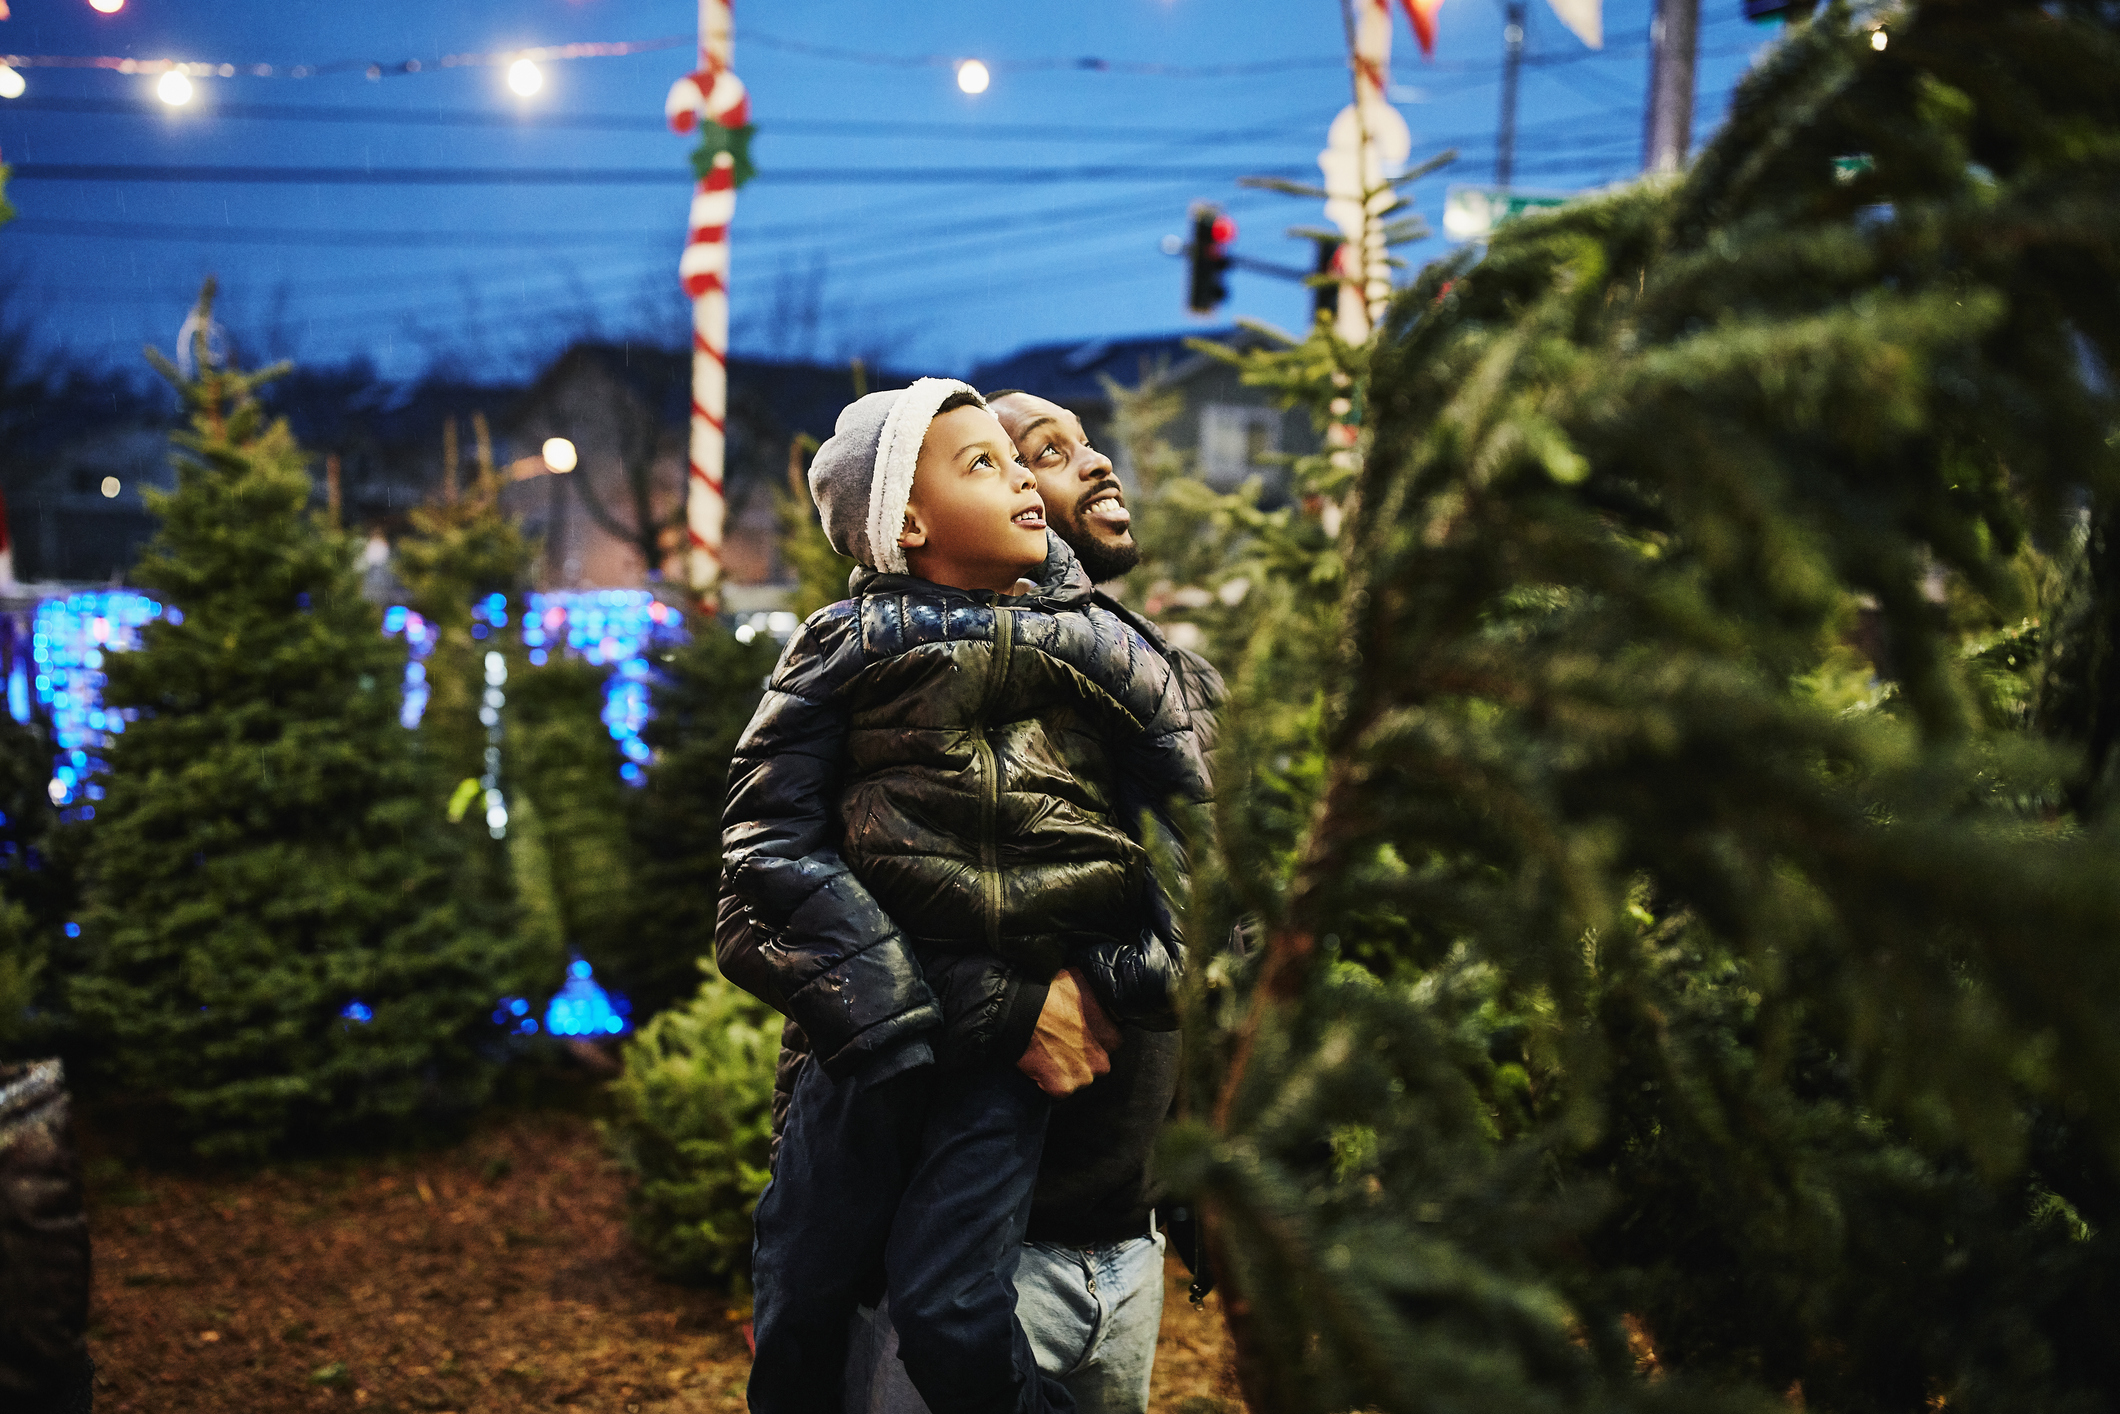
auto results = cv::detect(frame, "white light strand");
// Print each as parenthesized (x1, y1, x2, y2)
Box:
(0, 35, 685, 82)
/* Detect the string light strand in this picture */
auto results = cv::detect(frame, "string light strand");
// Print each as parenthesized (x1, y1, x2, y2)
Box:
(0, 35, 685, 82)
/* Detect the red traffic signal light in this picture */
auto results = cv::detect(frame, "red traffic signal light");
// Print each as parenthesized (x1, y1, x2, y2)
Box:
(1188, 204, 1234, 315)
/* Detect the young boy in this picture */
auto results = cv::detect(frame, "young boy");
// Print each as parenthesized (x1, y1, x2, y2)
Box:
(718, 379, 1207, 1414)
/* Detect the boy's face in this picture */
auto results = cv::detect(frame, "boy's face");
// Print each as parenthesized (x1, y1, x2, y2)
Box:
(899, 405, 1050, 592)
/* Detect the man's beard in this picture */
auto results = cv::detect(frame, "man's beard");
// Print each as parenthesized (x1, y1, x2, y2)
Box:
(1059, 519, 1142, 583)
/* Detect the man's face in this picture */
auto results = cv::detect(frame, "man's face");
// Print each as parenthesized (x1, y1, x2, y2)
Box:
(990, 393, 1141, 584)
(899, 404, 1049, 593)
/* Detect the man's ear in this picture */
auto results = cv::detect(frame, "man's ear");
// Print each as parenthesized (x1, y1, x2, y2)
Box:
(896, 505, 928, 552)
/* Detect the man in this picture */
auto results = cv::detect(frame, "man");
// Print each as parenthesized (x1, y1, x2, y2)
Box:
(988, 390, 1224, 755)
(837, 390, 1224, 1414)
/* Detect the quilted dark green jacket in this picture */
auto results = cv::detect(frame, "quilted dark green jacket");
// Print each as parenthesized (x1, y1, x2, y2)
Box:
(717, 538, 1209, 1078)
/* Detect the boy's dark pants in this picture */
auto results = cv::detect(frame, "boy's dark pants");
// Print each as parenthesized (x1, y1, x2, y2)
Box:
(749, 1055, 1074, 1414)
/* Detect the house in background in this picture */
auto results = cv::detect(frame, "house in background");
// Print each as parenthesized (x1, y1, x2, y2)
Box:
(6, 424, 171, 585)
(500, 344, 928, 602)
(1, 331, 1303, 603)
(968, 327, 1314, 505)
(266, 366, 524, 533)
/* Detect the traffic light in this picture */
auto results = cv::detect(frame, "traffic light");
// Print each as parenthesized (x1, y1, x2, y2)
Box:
(1187, 204, 1235, 314)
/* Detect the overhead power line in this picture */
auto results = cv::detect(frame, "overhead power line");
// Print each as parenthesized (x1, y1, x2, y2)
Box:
(740, 30, 1344, 77)
(9, 161, 1316, 187)
(739, 12, 1754, 81)
(0, 95, 1336, 146)
(6, 216, 667, 248)
(4, 166, 1271, 252)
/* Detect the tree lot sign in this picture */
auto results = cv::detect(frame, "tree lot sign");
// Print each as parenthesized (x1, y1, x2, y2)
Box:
(1442, 184, 1571, 241)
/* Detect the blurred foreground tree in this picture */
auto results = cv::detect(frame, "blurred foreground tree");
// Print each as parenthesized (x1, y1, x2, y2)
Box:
(70, 283, 524, 1158)
(1157, 2, 2120, 1410)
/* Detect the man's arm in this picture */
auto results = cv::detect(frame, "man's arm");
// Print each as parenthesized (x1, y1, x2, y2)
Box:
(719, 607, 942, 1078)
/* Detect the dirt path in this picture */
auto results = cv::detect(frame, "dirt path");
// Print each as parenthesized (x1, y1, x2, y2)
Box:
(84, 1110, 1245, 1412)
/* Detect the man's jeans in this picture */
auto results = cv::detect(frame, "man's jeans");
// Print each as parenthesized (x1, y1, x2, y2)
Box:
(846, 1230, 1167, 1414)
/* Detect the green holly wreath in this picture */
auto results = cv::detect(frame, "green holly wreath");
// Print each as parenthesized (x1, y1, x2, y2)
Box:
(690, 122, 757, 190)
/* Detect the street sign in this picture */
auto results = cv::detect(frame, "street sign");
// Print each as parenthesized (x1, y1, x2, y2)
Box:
(1442, 185, 1571, 242)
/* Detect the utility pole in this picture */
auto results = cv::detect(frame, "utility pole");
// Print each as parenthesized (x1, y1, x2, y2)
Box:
(1642, 0, 1700, 172)
(1496, 0, 1526, 187)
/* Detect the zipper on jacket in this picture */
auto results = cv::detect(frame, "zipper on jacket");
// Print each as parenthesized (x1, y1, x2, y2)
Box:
(974, 608, 1013, 952)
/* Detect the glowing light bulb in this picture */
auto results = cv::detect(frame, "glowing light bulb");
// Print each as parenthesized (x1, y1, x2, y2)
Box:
(100, 477, 121, 499)
(156, 70, 193, 106)
(1870, 28, 1888, 49)
(0, 67, 24, 101)
(508, 58, 544, 96)
(955, 59, 990, 95)
(89, 0, 126, 12)
(541, 437, 578, 473)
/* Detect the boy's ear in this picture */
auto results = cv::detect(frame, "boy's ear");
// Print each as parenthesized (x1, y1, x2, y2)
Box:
(896, 505, 928, 552)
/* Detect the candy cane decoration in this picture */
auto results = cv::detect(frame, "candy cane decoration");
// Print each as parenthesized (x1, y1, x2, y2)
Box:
(666, 0, 750, 606)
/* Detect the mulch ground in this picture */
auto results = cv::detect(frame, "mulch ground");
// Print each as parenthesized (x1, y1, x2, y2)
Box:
(82, 1107, 1247, 1413)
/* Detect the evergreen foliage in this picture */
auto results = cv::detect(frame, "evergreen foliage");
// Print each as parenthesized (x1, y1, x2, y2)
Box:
(623, 622, 778, 1021)
(0, 711, 82, 1059)
(69, 284, 522, 1158)
(1153, 3, 2120, 1409)
(506, 657, 639, 998)
(602, 962, 777, 1288)
(392, 440, 542, 990)
(0, 895, 39, 1058)
(777, 436, 857, 618)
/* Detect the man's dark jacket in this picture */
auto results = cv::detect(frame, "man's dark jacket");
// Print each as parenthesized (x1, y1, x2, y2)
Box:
(716, 538, 1211, 1088)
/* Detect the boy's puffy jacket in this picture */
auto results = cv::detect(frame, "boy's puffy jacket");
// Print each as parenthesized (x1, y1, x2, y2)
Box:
(717, 538, 1210, 1078)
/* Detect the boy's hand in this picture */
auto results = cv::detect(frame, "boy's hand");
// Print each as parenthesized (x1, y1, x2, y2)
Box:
(1017, 969, 1124, 1097)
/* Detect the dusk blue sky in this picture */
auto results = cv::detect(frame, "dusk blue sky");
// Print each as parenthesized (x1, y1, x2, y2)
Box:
(1, 0, 1778, 382)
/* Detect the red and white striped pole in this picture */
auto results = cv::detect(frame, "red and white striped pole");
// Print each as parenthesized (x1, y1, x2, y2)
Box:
(666, 0, 749, 607)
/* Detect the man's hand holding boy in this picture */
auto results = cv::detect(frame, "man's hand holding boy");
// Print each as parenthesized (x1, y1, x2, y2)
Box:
(1016, 969, 1124, 1097)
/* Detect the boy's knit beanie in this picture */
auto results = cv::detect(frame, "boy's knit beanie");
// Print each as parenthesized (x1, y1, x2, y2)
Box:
(808, 377, 983, 576)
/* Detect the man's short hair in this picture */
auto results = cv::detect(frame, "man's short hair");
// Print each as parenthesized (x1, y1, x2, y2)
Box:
(982, 388, 1028, 402)
(936, 388, 987, 416)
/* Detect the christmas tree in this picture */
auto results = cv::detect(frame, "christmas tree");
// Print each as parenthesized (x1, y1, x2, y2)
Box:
(505, 657, 639, 1004)
(622, 620, 778, 1020)
(0, 710, 83, 1060)
(391, 419, 550, 996)
(777, 434, 857, 618)
(1151, 1, 2120, 1409)
(70, 283, 523, 1157)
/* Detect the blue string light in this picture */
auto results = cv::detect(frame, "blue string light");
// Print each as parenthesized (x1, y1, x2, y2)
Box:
(29, 591, 167, 816)
(492, 996, 540, 1035)
(517, 591, 687, 787)
(28, 590, 671, 1038)
(543, 956, 631, 1037)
